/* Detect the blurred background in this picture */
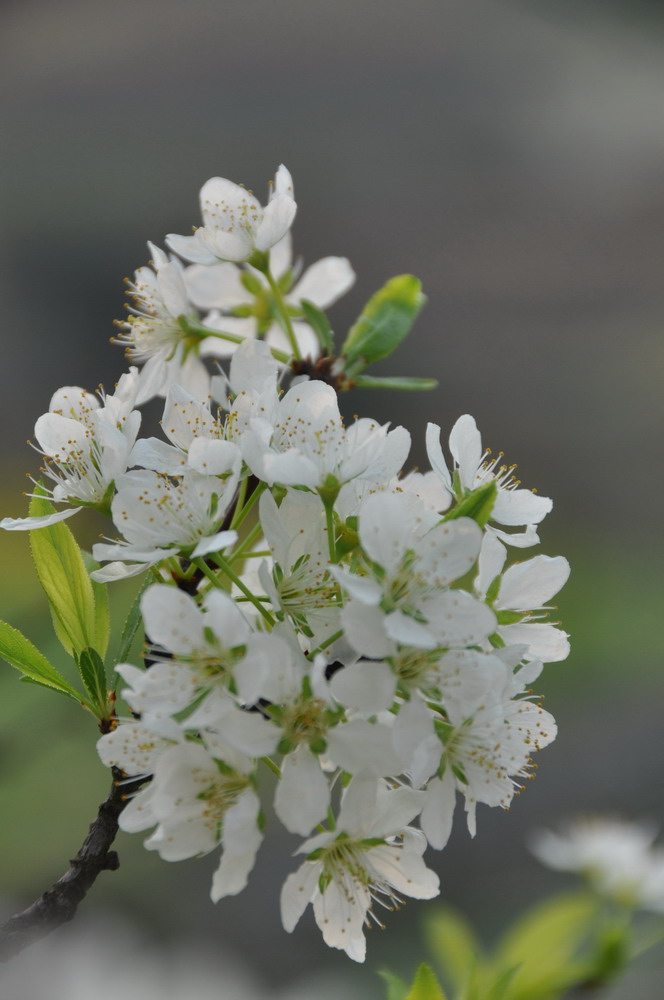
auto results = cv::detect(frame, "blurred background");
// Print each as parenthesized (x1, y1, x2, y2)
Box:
(1, 0, 664, 996)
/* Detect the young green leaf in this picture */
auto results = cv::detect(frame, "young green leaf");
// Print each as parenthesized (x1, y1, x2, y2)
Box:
(0, 620, 83, 703)
(82, 551, 110, 659)
(300, 299, 334, 353)
(341, 275, 426, 372)
(494, 891, 599, 999)
(426, 908, 482, 995)
(352, 375, 438, 392)
(116, 576, 150, 665)
(405, 964, 446, 1000)
(29, 487, 97, 656)
(77, 647, 109, 718)
(443, 481, 497, 529)
(378, 969, 409, 1000)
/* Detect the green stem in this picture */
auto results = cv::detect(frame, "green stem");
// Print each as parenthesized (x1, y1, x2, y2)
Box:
(261, 756, 282, 778)
(324, 502, 337, 564)
(179, 317, 291, 365)
(228, 522, 264, 564)
(212, 554, 275, 626)
(264, 269, 301, 360)
(229, 477, 248, 529)
(308, 629, 344, 657)
(231, 480, 267, 531)
(192, 558, 223, 589)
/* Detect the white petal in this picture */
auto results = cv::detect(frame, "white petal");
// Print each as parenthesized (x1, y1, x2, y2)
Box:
(280, 862, 320, 933)
(165, 233, 218, 265)
(0, 507, 82, 531)
(313, 878, 368, 962)
(274, 745, 330, 836)
(340, 601, 394, 659)
(449, 415, 482, 490)
(498, 555, 570, 610)
(191, 529, 237, 558)
(329, 661, 396, 713)
(385, 610, 439, 649)
(331, 566, 382, 605)
(420, 772, 456, 850)
(291, 257, 355, 309)
(141, 584, 205, 655)
(184, 262, 246, 310)
(255, 193, 297, 252)
(130, 437, 186, 475)
(492, 488, 552, 526)
(187, 438, 240, 476)
(211, 789, 262, 900)
(425, 422, 452, 489)
(326, 720, 404, 777)
(476, 531, 507, 598)
(499, 623, 570, 662)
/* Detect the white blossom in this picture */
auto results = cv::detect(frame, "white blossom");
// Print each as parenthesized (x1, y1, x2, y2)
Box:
(91, 465, 239, 581)
(1, 371, 141, 531)
(426, 415, 552, 546)
(167, 165, 297, 265)
(280, 775, 438, 961)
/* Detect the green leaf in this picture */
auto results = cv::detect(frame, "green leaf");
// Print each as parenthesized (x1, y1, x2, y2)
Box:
(378, 969, 409, 1000)
(82, 552, 110, 659)
(29, 488, 97, 656)
(352, 375, 438, 391)
(443, 481, 497, 529)
(300, 299, 334, 353)
(77, 647, 109, 718)
(426, 908, 482, 994)
(116, 577, 151, 665)
(341, 275, 426, 372)
(494, 891, 599, 999)
(0, 620, 83, 703)
(484, 965, 520, 1000)
(405, 964, 446, 1000)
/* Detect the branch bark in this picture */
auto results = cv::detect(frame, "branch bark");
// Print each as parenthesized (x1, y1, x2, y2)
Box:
(0, 770, 142, 962)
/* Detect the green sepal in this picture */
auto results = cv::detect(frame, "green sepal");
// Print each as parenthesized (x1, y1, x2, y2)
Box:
(300, 299, 334, 353)
(309, 736, 328, 755)
(485, 575, 502, 604)
(0, 620, 85, 704)
(318, 870, 333, 894)
(76, 647, 110, 718)
(404, 963, 446, 1000)
(443, 481, 497, 529)
(29, 487, 98, 656)
(352, 375, 438, 392)
(241, 270, 264, 296)
(378, 969, 409, 1000)
(341, 275, 426, 372)
(496, 610, 523, 626)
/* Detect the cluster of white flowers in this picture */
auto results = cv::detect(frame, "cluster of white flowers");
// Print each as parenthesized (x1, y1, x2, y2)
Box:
(1, 166, 569, 961)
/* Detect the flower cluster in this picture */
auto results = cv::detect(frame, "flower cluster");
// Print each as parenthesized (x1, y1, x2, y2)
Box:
(1, 166, 569, 962)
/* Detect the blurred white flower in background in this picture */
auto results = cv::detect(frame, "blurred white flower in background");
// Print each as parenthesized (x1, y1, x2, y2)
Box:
(531, 817, 664, 911)
(0, 917, 355, 1000)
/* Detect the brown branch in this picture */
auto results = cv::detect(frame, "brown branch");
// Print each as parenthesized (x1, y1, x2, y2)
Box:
(0, 770, 144, 962)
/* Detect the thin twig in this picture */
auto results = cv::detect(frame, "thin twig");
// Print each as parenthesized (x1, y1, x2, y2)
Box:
(0, 769, 144, 962)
